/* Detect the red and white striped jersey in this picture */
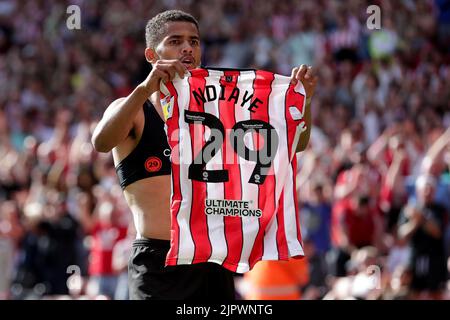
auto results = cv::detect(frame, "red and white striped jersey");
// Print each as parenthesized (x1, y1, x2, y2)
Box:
(160, 68, 306, 273)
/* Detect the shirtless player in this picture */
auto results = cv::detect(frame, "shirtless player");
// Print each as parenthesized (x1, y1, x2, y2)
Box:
(91, 10, 317, 300)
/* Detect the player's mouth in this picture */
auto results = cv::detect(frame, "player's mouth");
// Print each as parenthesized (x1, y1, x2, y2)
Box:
(180, 56, 196, 69)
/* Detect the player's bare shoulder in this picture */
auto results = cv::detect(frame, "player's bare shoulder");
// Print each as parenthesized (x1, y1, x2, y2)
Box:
(92, 96, 146, 157)
(109, 97, 145, 154)
(106, 97, 144, 136)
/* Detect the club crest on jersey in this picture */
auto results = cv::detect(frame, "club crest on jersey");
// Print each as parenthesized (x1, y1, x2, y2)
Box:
(145, 156, 162, 173)
(161, 95, 174, 120)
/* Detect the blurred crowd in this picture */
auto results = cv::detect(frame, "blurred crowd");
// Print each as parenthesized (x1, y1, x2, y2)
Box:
(0, 0, 449, 300)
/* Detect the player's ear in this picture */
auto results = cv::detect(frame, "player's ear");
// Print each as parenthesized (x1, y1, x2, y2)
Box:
(145, 47, 159, 64)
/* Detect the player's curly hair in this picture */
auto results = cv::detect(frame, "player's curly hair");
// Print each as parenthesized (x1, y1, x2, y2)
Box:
(145, 10, 199, 49)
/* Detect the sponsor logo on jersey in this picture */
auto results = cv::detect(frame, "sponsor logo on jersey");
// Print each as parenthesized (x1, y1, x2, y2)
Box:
(205, 199, 262, 218)
(145, 156, 162, 173)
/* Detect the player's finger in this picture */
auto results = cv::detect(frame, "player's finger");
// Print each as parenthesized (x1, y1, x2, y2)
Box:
(290, 67, 299, 84)
(172, 60, 187, 78)
(296, 64, 308, 80)
(160, 61, 186, 79)
(157, 64, 176, 81)
(160, 60, 186, 79)
(305, 66, 314, 80)
(153, 69, 170, 83)
(161, 72, 169, 83)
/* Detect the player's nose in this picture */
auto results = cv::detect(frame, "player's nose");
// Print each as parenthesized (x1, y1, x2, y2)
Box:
(181, 41, 193, 54)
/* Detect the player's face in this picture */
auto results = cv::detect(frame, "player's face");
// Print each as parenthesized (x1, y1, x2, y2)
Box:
(154, 21, 201, 70)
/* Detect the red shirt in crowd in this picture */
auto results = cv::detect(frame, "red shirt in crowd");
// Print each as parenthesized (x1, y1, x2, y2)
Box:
(343, 203, 376, 248)
(88, 222, 127, 276)
(331, 198, 377, 248)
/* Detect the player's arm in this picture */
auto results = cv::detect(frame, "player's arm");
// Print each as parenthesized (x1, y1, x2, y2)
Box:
(91, 59, 186, 152)
(290, 65, 317, 153)
(91, 89, 149, 153)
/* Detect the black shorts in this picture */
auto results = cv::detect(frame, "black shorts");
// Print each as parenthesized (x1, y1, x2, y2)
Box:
(128, 238, 236, 300)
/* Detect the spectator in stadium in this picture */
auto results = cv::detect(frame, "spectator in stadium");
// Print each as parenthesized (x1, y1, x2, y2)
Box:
(78, 187, 128, 299)
(300, 182, 332, 255)
(420, 127, 450, 212)
(381, 264, 413, 300)
(0, 201, 24, 299)
(398, 175, 448, 299)
(112, 223, 135, 300)
(301, 237, 329, 300)
(13, 189, 81, 298)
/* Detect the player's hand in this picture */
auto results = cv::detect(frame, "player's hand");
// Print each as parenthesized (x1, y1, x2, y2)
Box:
(142, 59, 187, 95)
(290, 64, 318, 98)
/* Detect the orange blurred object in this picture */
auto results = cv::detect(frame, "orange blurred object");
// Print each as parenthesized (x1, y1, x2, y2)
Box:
(242, 257, 309, 300)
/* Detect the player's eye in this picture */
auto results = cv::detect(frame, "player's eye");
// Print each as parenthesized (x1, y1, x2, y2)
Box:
(169, 39, 180, 45)
(190, 40, 199, 46)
